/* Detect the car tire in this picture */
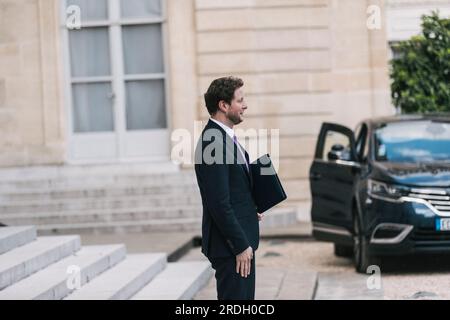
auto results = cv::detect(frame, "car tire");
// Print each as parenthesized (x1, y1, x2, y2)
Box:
(334, 244, 353, 258)
(353, 214, 380, 273)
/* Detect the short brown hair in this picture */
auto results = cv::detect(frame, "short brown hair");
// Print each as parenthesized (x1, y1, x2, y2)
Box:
(204, 76, 244, 115)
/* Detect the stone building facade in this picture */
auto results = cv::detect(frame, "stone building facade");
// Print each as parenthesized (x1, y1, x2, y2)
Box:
(0, 0, 447, 211)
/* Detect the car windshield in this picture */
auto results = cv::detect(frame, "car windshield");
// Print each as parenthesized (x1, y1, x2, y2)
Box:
(374, 120, 450, 163)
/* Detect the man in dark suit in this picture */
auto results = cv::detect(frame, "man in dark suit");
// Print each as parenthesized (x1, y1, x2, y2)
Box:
(194, 76, 263, 300)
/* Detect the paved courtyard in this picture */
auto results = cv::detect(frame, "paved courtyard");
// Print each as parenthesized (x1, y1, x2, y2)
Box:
(186, 239, 450, 300)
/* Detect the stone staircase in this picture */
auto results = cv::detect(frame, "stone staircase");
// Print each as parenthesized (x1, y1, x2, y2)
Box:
(0, 163, 298, 234)
(0, 225, 213, 300)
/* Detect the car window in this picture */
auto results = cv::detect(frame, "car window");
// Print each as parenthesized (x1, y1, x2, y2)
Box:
(322, 131, 351, 161)
(375, 120, 450, 163)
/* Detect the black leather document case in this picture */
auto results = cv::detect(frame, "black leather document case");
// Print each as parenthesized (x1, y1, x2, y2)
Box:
(250, 154, 287, 213)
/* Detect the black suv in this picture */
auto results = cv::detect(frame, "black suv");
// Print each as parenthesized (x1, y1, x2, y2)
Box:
(309, 114, 450, 272)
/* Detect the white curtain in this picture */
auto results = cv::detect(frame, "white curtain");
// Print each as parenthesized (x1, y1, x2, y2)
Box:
(72, 83, 114, 133)
(125, 80, 166, 130)
(122, 24, 163, 75)
(66, 0, 166, 134)
(121, 0, 161, 18)
(67, 0, 108, 21)
(69, 27, 111, 77)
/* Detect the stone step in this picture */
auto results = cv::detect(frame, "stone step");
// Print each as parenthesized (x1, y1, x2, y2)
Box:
(0, 174, 197, 192)
(0, 184, 199, 202)
(0, 206, 202, 226)
(0, 201, 295, 225)
(36, 218, 202, 235)
(0, 180, 196, 192)
(0, 226, 37, 255)
(0, 235, 81, 290)
(131, 261, 213, 300)
(65, 253, 167, 300)
(0, 162, 180, 181)
(0, 244, 126, 300)
(2, 208, 298, 235)
(0, 194, 202, 214)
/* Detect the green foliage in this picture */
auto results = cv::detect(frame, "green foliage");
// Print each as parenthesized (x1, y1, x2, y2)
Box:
(390, 11, 450, 113)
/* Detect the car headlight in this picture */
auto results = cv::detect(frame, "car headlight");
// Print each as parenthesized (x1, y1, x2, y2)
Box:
(368, 179, 409, 200)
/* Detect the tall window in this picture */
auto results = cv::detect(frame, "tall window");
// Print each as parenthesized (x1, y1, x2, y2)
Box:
(64, 0, 167, 134)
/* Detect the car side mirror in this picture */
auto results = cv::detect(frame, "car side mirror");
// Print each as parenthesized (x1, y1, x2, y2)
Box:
(327, 144, 352, 161)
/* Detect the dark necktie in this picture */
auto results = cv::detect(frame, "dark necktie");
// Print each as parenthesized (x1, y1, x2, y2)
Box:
(233, 135, 249, 172)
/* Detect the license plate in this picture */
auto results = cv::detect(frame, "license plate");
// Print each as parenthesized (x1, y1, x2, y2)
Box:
(436, 218, 450, 231)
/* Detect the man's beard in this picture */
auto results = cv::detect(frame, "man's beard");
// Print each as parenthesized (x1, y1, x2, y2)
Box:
(226, 111, 242, 125)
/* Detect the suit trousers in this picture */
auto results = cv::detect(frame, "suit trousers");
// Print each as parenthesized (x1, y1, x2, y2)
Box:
(208, 254, 256, 300)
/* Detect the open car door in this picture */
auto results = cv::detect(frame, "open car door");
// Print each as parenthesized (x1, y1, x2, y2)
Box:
(310, 122, 360, 245)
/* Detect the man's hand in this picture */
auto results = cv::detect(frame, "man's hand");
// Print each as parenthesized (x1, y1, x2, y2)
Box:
(257, 213, 264, 221)
(236, 246, 253, 278)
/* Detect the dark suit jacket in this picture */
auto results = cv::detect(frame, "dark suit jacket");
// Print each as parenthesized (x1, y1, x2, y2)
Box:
(195, 119, 259, 258)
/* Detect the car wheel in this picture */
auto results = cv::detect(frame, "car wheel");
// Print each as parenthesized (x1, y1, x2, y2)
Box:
(353, 215, 380, 273)
(334, 244, 353, 258)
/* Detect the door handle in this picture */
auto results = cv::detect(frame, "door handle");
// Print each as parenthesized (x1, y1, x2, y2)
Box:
(310, 172, 322, 180)
(107, 92, 116, 100)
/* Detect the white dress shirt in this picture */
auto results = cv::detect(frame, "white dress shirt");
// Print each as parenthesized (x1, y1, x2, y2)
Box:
(210, 118, 248, 169)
